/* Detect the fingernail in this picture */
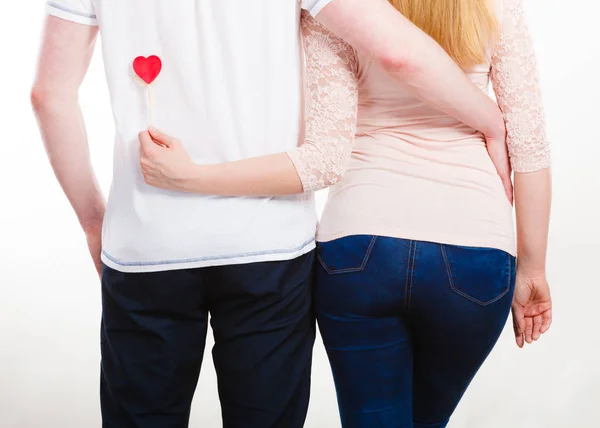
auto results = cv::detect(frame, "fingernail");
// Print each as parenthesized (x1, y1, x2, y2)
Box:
(149, 126, 158, 132)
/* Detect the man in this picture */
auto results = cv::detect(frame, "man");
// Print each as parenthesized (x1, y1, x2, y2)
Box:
(31, 0, 509, 427)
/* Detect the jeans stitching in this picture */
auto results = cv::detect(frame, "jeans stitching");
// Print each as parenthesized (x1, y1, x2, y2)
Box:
(317, 236, 378, 275)
(440, 245, 510, 306)
(404, 240, 413, 311)
(407, 241, 417, 311)
(507, 255, 512, 290)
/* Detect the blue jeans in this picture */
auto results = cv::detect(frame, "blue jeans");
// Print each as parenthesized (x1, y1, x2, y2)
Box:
(315, 236, 516, 428)
(100, 252, 315, 428)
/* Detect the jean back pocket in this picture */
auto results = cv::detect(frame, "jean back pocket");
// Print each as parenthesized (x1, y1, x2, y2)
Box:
(440, 244, 514, 306)
(317, 235, 378, 275)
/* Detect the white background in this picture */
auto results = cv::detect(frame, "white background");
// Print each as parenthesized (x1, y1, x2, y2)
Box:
(1, 1, 599, 427)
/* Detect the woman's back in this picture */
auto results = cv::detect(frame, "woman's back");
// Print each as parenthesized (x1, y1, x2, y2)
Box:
(317, 0, 550, 256)
(355, 56, 491, 137)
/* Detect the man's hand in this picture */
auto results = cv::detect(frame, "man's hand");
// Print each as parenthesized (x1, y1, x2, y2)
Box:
(84, 224, 103, 277)
(138, 128, 199, 192)
(511, 268, 552, 348)
(485, 127, 514, 204)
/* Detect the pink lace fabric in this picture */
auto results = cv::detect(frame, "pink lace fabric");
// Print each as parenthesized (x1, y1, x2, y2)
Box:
(287, 12, 359, 192)
(491, 0, 551, 172)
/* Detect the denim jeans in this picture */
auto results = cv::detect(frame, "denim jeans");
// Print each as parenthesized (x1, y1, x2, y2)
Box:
(315, 236, 516, 428)
(100, 252, 315, 428)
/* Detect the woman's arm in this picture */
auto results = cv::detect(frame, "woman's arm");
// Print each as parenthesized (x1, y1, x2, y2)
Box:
(139, 12, 358, 196)
(513, 171, 551, 270)
(287, 12, 359, 192)
(512, 170, 552, 347)
(490, 0, 552, 347)
(491, 0, 552, 258)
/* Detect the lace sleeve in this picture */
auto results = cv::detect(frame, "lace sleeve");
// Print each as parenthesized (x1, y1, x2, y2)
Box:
(287, 11, 359, 192)
(490, 0, 551, 173)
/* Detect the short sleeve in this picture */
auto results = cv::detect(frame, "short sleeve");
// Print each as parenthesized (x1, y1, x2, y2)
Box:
(300, 0, 335, 17)
(46, 0, 98, 26)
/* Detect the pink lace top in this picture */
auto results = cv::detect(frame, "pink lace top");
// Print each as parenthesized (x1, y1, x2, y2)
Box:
(289, 0, 551, 255)
(287, 15, 359, 191)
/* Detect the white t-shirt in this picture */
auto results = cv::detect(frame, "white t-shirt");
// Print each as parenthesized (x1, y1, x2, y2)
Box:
(46, 0, 332, 273)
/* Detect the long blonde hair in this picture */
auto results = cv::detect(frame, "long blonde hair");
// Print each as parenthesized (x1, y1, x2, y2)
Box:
(389, 0, 499, 69)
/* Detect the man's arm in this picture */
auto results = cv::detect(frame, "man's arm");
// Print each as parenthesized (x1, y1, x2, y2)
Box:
(310, 0, 506, 141)
(31, 16, 104, 274)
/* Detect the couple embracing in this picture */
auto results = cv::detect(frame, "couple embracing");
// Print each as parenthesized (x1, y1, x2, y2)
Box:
(33, 0, 552, 426)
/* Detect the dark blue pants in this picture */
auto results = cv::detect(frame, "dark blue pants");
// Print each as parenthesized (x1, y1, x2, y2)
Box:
(315, 236, 516, 428)
(100, 252, 316, 428)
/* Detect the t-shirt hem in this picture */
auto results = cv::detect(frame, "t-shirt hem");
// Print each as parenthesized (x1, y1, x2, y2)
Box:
(101, 237, 317, 273)
(46, 2, 98, 26)
(317, 228, 517, 257)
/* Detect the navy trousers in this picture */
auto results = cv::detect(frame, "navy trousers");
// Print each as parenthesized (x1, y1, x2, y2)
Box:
(315, 236, 516, 428)
(100, 251, 316, 428)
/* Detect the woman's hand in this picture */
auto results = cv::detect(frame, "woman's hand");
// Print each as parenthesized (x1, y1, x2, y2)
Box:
(511, 268, 552, 348)
(138, 127, 199, 192)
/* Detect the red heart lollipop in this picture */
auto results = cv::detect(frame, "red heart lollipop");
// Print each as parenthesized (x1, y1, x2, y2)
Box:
(133, 55, 162, 84)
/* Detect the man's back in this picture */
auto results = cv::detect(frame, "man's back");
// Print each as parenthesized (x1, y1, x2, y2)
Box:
(48, 0, 317, 273)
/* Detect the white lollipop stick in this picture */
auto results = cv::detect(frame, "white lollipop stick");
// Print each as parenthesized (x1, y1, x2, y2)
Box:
(146, 84, 155, 127)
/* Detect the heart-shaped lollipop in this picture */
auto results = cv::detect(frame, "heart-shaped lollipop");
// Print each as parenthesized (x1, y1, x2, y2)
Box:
(133, 55, 162, 84)
(133, 55, 162, 126)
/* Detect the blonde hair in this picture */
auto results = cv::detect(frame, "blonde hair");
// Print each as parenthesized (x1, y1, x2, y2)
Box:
(389, 0, 499, 69)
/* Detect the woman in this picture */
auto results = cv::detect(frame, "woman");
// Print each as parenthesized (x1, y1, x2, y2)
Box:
(310, 0, 552, 426)
(140, 0, 552, 425)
